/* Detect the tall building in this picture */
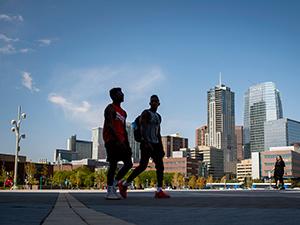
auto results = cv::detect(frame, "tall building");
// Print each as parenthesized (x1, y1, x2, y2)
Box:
(235, 126, 244, 161)
(265, 118, 300, 150)
(207, 79, 236, 174)
(244, 82, 283, 154)
(161, 133, 188, 158)
(195, 125, 208, 146)
(126, 123, 140, 163)
(92, 127, 106, 160)
(67, 135, 92, 160)
(197, 146, 224, 179)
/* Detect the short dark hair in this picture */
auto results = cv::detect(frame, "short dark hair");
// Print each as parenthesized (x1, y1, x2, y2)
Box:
(109, 87, 122, 100)
(150, 95, 159, 101)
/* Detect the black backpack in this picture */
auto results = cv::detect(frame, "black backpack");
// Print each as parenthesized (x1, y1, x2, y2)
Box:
(132, 115, 142, 142)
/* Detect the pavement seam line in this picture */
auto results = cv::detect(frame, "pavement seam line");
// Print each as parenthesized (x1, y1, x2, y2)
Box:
(64, 193, 91, 225)
(67, 193, 137, 225)
(39, 193, 59, 225)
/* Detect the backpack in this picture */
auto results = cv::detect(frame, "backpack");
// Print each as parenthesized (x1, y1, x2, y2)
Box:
(132, 115, 142, 142)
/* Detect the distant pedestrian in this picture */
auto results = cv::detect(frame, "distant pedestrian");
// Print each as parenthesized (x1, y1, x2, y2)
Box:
(273, 155, 285, 190)
(119, 95, 170, 199)
(103, 87, 133, 200)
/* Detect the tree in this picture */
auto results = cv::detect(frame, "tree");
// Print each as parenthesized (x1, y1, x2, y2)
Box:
(94, 169, 107, 189)
(188, 175, 197, 189)
(84, 173, 94, 188)
(196, 177, 206, 189)
(25, 163, 37, 186)
(134, 176, 142, 189)
(178, 174, 185, 189)
(0, 165, 7, 188)
(206, 175, 214, 184)
(41, 164, 49, 178)
(172, 173, 179, 189)
(163, 173, 173, 188)
(220, 175, 227, 183)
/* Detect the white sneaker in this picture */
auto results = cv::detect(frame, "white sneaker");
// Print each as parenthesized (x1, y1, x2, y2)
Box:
(105, 186, 121, 200)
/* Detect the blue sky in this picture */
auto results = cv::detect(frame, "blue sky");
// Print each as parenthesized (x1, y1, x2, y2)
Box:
(1, 0, 300, 162)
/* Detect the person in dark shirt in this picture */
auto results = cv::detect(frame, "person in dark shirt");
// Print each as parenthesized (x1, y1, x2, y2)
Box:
(103, 87, 133, 200)
(118, 95, 170, 199)
(273, 155, 285, 190)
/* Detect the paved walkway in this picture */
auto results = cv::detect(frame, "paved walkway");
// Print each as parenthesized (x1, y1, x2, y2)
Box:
(43, 193, 134, 225)
(1, 190, 300, 225)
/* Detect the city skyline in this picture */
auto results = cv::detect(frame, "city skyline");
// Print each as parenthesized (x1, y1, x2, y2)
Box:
(1, 1, 300, 162)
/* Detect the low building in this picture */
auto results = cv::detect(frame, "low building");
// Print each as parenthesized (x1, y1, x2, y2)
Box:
(236, 159, 252, 182)
(133, 157, 201, 177)
(161, 133, 188, 158)
(261, 146, 300, 179)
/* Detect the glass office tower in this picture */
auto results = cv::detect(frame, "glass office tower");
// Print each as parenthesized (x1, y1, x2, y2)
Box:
(265, 118, 300, 150)
(244, 82, 283, 154)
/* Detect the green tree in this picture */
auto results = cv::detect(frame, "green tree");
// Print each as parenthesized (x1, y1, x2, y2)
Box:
(188, 175, 197, 189)
(163, 173, 173, 188)
(172, 173, 179, 189)
(94, 169, 107, 189)
(150, 177, 156, 187)
(84, 173, 94, 188)
(0, 165, 8, 188)
(25, 163, 37, 186)
(52, 171, 68, 188)
(134, 176, 142, 189)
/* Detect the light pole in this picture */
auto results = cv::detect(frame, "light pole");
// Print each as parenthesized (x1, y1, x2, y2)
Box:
(11, 106, 26, 190)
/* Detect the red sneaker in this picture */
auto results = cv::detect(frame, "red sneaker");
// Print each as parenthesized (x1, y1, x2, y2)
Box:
(155, 190, 170, 199)
(118, 181, 128, 199)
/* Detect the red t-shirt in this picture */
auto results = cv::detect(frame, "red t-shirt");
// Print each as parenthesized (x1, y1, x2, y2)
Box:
(103, 104, 127, 143)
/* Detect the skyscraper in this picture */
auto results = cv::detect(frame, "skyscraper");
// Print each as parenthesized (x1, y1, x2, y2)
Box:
(126, 123, 140, 163)
(264, 118, 300, 150)
(207, 78, 236, 174)
(195, 125, 208, 146)
(92, 127, 106, 160)
(235, 126, 244, 161)
(244, 82, 283, 153)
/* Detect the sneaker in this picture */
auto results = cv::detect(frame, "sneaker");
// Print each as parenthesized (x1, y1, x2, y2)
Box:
(280, 186, 285, 190)
(155, 190, 170, 199)
(105, 186, 121, 200)
(118, 181, 128, 199)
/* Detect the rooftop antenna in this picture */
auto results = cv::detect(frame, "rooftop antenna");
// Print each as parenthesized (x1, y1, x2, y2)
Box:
(219, 72, 222, 86)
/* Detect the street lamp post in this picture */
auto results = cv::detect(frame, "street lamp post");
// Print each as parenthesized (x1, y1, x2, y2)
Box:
(11, 106, 26, 190)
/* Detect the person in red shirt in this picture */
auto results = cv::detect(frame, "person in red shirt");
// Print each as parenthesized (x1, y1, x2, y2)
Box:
(103, 87, 133, 200)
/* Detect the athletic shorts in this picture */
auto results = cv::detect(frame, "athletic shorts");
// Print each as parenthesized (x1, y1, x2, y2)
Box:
(105, 141, 132, 163)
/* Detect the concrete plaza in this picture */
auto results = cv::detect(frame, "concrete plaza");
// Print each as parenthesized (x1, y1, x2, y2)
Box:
(0, 189, 300, 225)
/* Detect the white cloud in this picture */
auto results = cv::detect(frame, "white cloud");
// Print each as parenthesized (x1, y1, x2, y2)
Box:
(19, 48, 32, 53)
(0, 44, 16, 54)
(48, 65, 166, 128)
(0, 33, 19, 42)
(48, 93, 100, 128)
(38, 39, 52, 46)
(0, 14, 23, 22)
(22, 72, 40, 92)
(0, 44, 32, 54)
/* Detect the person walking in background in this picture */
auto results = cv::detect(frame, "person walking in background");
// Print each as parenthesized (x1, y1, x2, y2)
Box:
(274, 155, 285, 190)
(103, 87, 133, 200)
(119, 95, 170, 199)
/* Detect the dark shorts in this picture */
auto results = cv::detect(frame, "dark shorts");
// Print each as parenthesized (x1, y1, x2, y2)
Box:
(140, 142, 165, 160)
(105, 141, 132, 163)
